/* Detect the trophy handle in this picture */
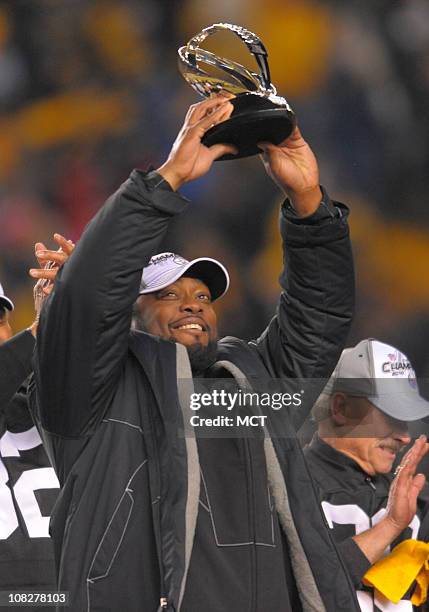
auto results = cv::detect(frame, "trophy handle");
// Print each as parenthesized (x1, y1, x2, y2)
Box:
(177, 22, 295, 161)
(179, 23, 276, 97)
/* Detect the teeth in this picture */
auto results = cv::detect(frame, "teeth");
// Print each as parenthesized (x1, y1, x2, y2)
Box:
(177, 324, 203, 331)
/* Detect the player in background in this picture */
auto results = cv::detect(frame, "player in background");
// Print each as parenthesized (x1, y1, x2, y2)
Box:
(0, 235, 73, 610)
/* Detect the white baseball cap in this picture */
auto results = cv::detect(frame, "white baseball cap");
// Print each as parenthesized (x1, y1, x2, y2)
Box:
(323, 338, 429, 421)
(0, 283, 14, 311)
(139, 252, 229, 301)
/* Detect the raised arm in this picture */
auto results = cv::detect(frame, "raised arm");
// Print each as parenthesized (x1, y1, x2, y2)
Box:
(31, 172, 189, 438)
(335, 437, 429, 588)
(353, 437, 428, 565)
(252, 128, 354, 388)
(31, 96, 236, 439)
(0, 237, 74, 410)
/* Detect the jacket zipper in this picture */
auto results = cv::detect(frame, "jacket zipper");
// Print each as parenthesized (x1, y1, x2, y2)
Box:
(147, 403, 168, 610)
(364, 475, 377, 611)
(365, 475, 376, 492)
(243, 438, 257, 612)
(365, 476, 377, 527)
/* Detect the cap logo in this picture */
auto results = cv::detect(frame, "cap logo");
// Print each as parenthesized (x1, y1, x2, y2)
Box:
(148, 253, 188, 267)
(382, 350, 413, 377)
(149, 253, 176, 266)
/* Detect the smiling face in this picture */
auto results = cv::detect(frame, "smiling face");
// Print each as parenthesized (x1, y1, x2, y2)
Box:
(322, 395, 411, 475)
(135, 276, 218, 348)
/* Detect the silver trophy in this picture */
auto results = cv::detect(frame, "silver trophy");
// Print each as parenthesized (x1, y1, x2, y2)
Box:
(178, 23, 296, 161)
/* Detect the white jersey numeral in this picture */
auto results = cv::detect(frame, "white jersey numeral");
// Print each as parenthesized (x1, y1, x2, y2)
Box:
(0, 459, 19, 539)
(322, 502, 420, 612)
(0, 428, 59, 540)
(357, 590, 413, 612)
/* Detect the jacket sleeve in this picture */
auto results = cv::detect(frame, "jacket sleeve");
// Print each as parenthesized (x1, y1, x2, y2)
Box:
(33, 170, 189, 437)
(251, 190, 354, 381)
(336, 538, 371, 588)
(0, 330, 35, 410)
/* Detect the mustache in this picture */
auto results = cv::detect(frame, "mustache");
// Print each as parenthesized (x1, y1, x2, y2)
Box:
(378, 441, 407, 454)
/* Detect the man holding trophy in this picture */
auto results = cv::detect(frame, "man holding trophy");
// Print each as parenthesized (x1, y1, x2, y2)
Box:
(30, 24, 362, 611)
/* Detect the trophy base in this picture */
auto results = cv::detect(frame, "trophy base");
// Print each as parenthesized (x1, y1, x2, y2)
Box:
(202, 93, 296, 161)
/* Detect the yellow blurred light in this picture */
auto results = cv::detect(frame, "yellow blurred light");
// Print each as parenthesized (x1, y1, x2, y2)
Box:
(84, 2, 148, 77)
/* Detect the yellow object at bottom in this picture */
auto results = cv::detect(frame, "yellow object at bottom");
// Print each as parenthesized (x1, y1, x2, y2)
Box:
(363, 539, 429, 605)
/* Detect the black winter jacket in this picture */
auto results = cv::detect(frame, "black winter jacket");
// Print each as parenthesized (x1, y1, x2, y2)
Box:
(31, 170, 358, 611)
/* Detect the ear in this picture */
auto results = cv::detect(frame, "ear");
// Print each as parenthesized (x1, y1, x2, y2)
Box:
(0, 308, 11, 326)
(330, 393, 348, 426)
(131, 300, 147, 332)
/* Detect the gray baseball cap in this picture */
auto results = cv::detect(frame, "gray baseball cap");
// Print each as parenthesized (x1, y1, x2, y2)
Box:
(139, 252, 229, 301)
(0, 283, 14, 311)
(323, 338, 429, 421)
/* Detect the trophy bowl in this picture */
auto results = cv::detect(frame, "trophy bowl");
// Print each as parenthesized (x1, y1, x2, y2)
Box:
(178, 23, 296, 161)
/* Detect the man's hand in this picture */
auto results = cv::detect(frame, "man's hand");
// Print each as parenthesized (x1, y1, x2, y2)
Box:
(29, 233, 75, 337)
(353, 436, 429, 564)
(259, 126, 321, 217)
(385, 435, 429, 533)
(157, 94, 237, 190)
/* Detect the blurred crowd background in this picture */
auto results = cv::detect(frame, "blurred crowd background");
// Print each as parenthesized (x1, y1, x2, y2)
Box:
(1, 0, 429, 378)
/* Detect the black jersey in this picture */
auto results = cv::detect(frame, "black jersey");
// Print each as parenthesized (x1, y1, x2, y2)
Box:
(304, 435, 429, 612)
(0, 331, 59, 610)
